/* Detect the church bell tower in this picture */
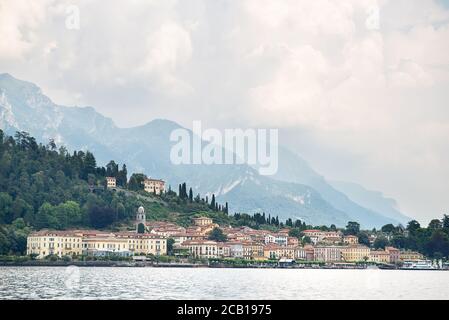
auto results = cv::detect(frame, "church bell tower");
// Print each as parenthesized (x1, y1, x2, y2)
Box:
(136, 206, 146, 232)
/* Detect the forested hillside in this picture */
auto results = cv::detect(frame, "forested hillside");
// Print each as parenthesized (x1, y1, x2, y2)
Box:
(0, 130, 448, 260)
(0, 130, 234, 254)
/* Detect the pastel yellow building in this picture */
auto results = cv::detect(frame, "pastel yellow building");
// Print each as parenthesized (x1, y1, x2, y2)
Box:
(341, 245, 370, 262)
(82, 232, 130, 256)
(242, 242, 264, 260)
(400, 250, 424, 261)
(182, 240, 218, 259)
(217, 243, 231, 258)
(106, 177, 116, 188)
(27, 230, 83, 258)
(192, 216, 213, 226)
(116, 232, 167, 256)
(369, 250, 390, 263)
(27, 230, 167, 259)
(343, 235, 358, 245)
(263, 244, 295, 260)
(186, 223, 218, 236)
(144, 178, 165, 195)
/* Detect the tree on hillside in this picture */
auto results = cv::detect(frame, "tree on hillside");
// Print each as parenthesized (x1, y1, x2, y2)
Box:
(208, 227, 227, 242)
(302, 236, 312, 245)
(442, 214, 449, 231)
(117, 164, 128, 187)
(210, 194, 216, 210)
(345, 221, 360, 236)
(35, 203, 59, 230)
(106, 160, 119, 177)
(425, 230, 449, 258)
(289, 228, 301, 239)
(407, 220, 421, 234)
(357, 232, 370, 246)
(381, 224, 396, 234)
(373, 236, 389, 250)
(128, 173, 146, 191)
(428, 219, 443, 230)
(88, 206, 116, 229)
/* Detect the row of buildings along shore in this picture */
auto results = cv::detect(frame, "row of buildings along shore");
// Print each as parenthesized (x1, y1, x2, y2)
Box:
(27, 207, 424, 263)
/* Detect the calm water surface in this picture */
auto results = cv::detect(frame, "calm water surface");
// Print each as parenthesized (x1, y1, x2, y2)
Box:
(0, 267, 448, 300)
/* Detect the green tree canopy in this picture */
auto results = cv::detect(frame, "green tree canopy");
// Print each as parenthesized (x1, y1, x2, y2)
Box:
(208, 227, 227, 242)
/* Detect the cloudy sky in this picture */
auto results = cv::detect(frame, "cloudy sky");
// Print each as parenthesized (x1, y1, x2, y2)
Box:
(1, 0, 449, 223)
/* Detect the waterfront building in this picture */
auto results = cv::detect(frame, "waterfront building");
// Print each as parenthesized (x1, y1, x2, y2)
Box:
(314, 246, 343, 262)
(115, 232, 167, 256)
(294, 246, 307, 260)
(106, 176, 117, 189)
(385, 246, 400, 263)
(182, 240, 218, 259)
(27, 228, 167, 259)
(369, 250, 390, 263)
(242, 241, 265, 260)
(400, 250, 424, 261)
(82, 231, 131, 257)
(304, 245, 315, 261)
(228, 242, 244, 259)
(26, 230, 83, 258)
(143, 178, 165, 195)
(263, 244, 295, 260)
(263, 244, 280, 260)
(217, 243, 231, 258)
(341, 245, 370, 262)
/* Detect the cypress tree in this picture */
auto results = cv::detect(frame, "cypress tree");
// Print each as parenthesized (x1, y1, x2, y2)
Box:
(210, 194, 216, 210)
(182, 183, 187, 199)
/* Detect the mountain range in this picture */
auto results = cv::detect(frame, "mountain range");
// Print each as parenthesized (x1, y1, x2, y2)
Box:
(0, 73, 410, 228)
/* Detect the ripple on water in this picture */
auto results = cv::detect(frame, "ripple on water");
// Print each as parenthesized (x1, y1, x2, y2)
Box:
(1, 267, 449, 300)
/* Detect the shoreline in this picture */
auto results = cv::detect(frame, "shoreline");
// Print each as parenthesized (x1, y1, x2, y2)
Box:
(0, 261, 446, 270)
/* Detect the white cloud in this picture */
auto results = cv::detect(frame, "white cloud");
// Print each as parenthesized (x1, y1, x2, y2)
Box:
(141, 21, 193, 95)
(0, 0, 448, 222)
(0, 0, 50, 60)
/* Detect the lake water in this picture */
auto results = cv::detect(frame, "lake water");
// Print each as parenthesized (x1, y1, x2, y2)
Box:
(0, 267, 448, 300)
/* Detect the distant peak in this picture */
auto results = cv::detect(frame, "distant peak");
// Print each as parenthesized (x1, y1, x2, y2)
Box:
(139, 118, 183, 130)
(0, 72, 40, 92)
(0, 73, 13, 79)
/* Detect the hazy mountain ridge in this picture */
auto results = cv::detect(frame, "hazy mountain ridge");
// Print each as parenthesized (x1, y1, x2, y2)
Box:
(0, 73, 407, 227)
(330, 180, 410, 225)
(270, 147, 410, 226)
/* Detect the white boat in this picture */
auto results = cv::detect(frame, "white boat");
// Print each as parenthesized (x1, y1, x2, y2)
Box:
(402, 260, 436, 270)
